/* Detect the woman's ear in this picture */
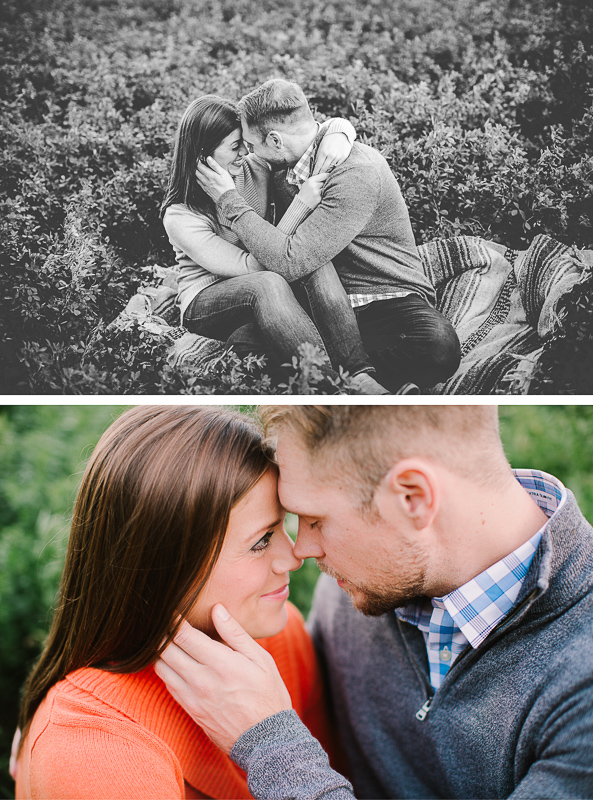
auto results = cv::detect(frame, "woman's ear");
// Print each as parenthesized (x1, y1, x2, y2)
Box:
(374, 459, 439, 530)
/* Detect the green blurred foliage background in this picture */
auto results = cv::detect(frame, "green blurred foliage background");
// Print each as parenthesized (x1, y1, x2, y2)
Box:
(1, 403, 593, 793)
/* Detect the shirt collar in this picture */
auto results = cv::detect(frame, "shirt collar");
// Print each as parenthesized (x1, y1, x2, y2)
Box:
(395, 470, 567, 645)
(286, 123, 320, 186)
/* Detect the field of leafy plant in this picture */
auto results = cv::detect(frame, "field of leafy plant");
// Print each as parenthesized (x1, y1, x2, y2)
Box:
(1, 403, 593, 794)
(1, 0, 592, 393)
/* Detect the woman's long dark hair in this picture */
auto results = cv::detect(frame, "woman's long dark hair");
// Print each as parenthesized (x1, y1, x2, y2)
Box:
(18, 405, 275, 749)
(160, 95, 240, 220)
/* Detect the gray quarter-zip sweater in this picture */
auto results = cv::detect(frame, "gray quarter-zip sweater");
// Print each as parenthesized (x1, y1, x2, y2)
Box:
(231, 486, 593, 799)
(216, 142, 436, 304)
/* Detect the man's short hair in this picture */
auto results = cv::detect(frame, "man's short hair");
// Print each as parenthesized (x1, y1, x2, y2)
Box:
(259, 405, 509, 508)
(237, 79, 315, 140)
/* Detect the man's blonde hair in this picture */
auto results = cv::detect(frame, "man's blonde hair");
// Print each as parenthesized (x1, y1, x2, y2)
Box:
(238, 79, 315, 140)
(259, 405, 510, 508)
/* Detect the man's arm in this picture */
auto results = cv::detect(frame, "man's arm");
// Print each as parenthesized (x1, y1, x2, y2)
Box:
(197, 155, 381, 283)
(155, 605, 354, 800)
(508, 679, 593, 799)
(216, 162, 380, 282)
(231, 711, 354, 800)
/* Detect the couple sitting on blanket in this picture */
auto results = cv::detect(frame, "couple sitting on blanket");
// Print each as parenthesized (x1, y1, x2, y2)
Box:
(161, 78, 461, 395)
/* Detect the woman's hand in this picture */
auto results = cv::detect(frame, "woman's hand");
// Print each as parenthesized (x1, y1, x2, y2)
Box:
(311, 131, 353, 176)
(298, 172, 330, 210)
(155, 604, 292, 755)
(195, 157, 236, 202)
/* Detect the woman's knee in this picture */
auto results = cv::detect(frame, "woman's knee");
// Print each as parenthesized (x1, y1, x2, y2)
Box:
(249, 271, 293, 302)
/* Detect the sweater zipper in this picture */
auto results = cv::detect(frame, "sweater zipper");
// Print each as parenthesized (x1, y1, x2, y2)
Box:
(415, 697, 433, 721)
(412, 587, 540, 722)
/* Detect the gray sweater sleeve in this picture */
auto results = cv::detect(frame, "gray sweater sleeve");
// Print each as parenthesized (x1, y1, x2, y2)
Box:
(216, 162, 380, 282)
(230, 710, 355, 800)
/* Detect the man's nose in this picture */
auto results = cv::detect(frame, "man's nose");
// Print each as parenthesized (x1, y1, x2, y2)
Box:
(293, 520, 325, 560)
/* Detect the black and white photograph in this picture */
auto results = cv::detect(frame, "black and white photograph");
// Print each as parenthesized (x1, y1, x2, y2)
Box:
(1, 0, 592, 395)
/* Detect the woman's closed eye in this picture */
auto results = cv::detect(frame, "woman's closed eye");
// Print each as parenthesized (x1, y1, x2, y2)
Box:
(251, 531, 274, 552)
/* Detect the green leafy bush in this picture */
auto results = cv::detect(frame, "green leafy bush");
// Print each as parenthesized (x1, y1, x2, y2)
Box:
(1, 0, 592, 393)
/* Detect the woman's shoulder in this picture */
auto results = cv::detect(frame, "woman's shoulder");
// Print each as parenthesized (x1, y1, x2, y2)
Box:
(18, 668, 186, 799)
(257, 602, 318, 704)
(35, 667, 168, 732)
(163, 204, 214, 231)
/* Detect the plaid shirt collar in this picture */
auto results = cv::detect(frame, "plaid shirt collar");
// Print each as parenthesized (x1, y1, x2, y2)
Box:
(286, 124, 320, 186)
(395, 470, 567, 650)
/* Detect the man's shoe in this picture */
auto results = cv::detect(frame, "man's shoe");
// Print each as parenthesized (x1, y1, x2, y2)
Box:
(349, 373, 390, 395)
(395, 382, 420, 395)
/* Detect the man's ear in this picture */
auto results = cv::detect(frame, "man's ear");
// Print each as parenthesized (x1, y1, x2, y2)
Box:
(374, 459, 438, 530)
(265, 130, 284, 150)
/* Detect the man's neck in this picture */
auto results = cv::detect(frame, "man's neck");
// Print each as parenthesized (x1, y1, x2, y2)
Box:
(427, 472, 549, 597)
(286, 123, 319, 167)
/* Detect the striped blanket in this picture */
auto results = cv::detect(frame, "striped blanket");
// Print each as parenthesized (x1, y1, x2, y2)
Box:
(111, 234, 592, 394)
(420, 234, 592, 394)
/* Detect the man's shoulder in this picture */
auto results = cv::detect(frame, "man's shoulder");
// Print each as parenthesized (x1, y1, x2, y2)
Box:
(327, 141, 396, 193)
(308, 575, 348, 631)
(347, 141, 391, 169)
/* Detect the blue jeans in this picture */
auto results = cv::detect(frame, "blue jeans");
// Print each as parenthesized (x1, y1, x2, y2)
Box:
(184, 265, 373, 377)
(355, 294, 461, 390)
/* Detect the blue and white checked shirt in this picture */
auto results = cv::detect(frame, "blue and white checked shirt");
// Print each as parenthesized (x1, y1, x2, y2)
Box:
(395, 469, 567, 689)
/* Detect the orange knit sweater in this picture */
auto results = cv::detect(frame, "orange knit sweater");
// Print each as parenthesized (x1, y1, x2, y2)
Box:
(16, 603, 336, 799)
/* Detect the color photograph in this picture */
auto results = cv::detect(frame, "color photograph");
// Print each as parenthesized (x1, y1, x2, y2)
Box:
(2, 403, 593, 797)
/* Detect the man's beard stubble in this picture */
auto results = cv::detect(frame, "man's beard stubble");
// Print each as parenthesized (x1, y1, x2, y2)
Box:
(316, 560, 426, 617)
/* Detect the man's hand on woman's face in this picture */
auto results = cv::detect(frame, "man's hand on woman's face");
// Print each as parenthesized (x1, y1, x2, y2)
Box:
(155, 604, 292, 755)
(195, 157, 236, 201)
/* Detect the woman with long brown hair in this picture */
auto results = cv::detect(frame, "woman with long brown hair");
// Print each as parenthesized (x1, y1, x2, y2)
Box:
(13, 405, 338, 799)
(160, 94, 388, 394)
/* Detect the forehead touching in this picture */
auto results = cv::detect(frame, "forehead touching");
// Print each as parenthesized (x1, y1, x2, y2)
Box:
(219, 128, 243, 148)
(240, 120, 259, 148)
(228, 469, 283, 542)
(275, 430, 351, 517)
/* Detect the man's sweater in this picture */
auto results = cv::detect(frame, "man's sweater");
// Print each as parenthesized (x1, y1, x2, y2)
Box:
(217, 142, 437, 303)
(231, 485, 593, 799)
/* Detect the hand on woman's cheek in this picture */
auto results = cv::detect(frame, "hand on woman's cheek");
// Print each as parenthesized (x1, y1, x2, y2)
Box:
(186, 470, 302, 640)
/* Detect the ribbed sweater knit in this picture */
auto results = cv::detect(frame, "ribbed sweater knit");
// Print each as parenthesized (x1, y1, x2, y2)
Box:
(16, 603, 337, 800)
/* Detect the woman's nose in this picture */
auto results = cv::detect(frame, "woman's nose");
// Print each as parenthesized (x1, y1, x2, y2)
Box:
(273, 530, 303, 572)
(238, 142, 248, 157)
